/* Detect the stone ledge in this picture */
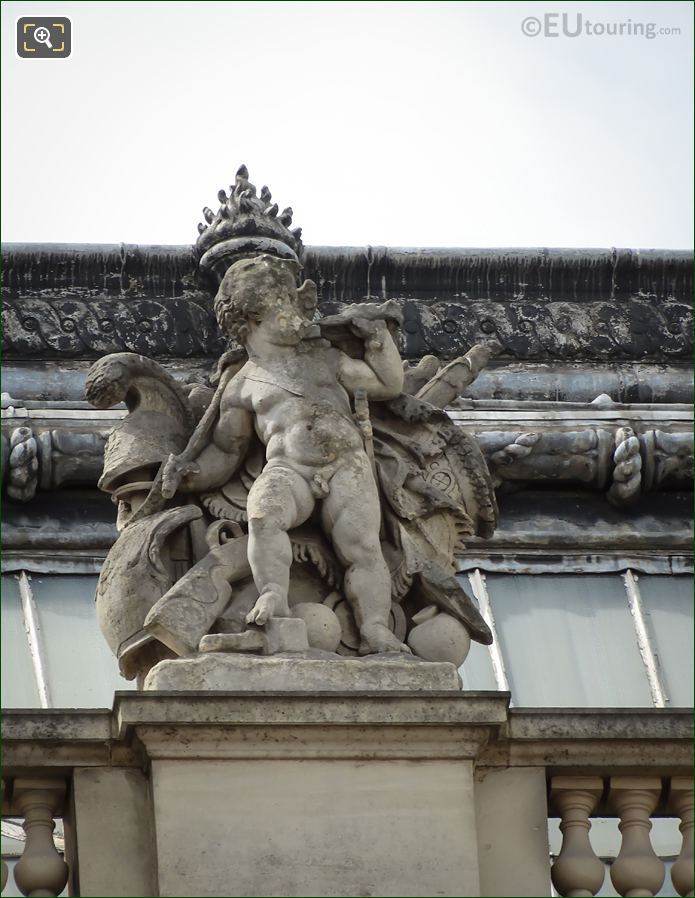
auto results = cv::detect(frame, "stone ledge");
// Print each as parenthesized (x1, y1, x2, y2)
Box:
(1, 708, 112, 741)
(113, 690, 510, 735)
(477, 708, 695, 772)
(3, 701, 692, 772)
(143, 653, 463, 693)
(507, 708, 695, 740)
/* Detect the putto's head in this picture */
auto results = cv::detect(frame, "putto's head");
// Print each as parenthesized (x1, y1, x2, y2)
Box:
(214, 254, 317, 345)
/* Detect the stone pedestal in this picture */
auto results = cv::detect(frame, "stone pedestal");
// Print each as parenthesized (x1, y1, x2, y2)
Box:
(144, 653, 463, 692)
(115, 691, 509, 897)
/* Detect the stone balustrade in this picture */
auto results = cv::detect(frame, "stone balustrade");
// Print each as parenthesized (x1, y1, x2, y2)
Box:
(670, 777, 695, 898)
(1, 777, 68, 898)
(3, 771, 691, 897)
(550, 775, 695, 898)
(2, 703, 692, 897)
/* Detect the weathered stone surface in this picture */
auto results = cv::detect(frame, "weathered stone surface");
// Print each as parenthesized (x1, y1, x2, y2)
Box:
(3, 244, 692, 362)
(3, 292, 690, 362)
(199, 630, 266, 654)
(150, 757, 480, 897)
(85, 240, 496, 681)
(5, 700, 694, 773)
(5, 358, 693, 404)
(4, 698, 692, 898)
(69, 768, 157, 898)
(3, 488, 691, 578)
(475, 767, 551, 897)
(143, 654, 462, 692)
(199, 617, 310, 655)
(407, 606, 472, 665)
(4, 400, 692, 507)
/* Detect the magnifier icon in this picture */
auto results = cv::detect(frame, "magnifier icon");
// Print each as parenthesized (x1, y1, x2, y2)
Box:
(33, 26, 53, 49)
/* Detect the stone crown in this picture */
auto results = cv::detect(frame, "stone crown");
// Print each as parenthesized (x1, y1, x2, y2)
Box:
(195, 165, 304, 286)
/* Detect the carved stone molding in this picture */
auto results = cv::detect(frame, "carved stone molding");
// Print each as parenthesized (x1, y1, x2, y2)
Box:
(475, 427, 693, 503)
(3, 703, 692, 772)
(2, 295, 225, 360)
(1, 426, 106, 497)
(5, 244, 692, 302)
(2, 244, 692, 362)
(3, 294, 690, 362)
(2, 415, 691, 505)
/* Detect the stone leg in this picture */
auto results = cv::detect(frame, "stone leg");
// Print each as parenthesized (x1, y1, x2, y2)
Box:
(246, 465, 315, 625)
(321, 458, 408, 654)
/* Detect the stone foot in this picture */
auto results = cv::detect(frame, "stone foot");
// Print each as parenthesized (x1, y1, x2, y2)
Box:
(245, 585, 291, 626)
(358, 622, 411, 656)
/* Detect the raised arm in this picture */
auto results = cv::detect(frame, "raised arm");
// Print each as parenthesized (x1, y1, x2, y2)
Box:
(337, 318, 404, 400)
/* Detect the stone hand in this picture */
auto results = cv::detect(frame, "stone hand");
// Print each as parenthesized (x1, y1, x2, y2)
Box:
(161, 453, 200, 499)
(348, 316, 387, 348)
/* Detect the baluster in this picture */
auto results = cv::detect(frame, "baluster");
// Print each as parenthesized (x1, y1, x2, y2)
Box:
(609, 776, 665, 898)
(2, 779, 8, 893)
(670, 776, 694, 898)
(550, 776, 606, 897)
(12, 779, 68, 898)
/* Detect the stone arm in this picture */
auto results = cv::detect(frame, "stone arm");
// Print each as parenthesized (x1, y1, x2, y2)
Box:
(165, 403, 254, 495)
(337, 320, 404, 401)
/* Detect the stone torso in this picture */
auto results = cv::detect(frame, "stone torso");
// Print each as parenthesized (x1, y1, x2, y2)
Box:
(230, 342, 364, 468)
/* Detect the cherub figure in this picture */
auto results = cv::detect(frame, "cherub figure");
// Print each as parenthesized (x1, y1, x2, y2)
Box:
(162, 253, 409, 655)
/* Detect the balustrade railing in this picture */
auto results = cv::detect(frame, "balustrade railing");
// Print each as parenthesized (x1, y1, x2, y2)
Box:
(550, 775, 694, 898)
(4, 771, 690, 897)
(1, 778, 68, 898)
(2, 706, 692, 897)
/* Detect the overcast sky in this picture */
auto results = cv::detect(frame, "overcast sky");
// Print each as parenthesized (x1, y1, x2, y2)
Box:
(2, 1, 693, 248)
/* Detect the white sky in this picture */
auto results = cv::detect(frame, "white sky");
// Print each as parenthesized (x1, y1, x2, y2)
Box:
(2, 1, 693, 248)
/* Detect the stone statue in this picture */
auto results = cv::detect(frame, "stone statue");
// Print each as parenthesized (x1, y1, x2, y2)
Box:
(86, 166, 498, 687)
(161, 252, 409, 655)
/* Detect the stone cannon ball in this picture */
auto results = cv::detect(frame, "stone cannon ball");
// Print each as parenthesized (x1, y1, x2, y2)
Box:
(292, 603, 342, 653)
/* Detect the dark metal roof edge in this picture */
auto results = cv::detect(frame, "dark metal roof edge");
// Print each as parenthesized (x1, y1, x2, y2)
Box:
(2, 242, 693, 259)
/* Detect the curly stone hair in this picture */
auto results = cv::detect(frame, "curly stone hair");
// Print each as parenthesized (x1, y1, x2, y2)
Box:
(213, 254, 300, 343)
